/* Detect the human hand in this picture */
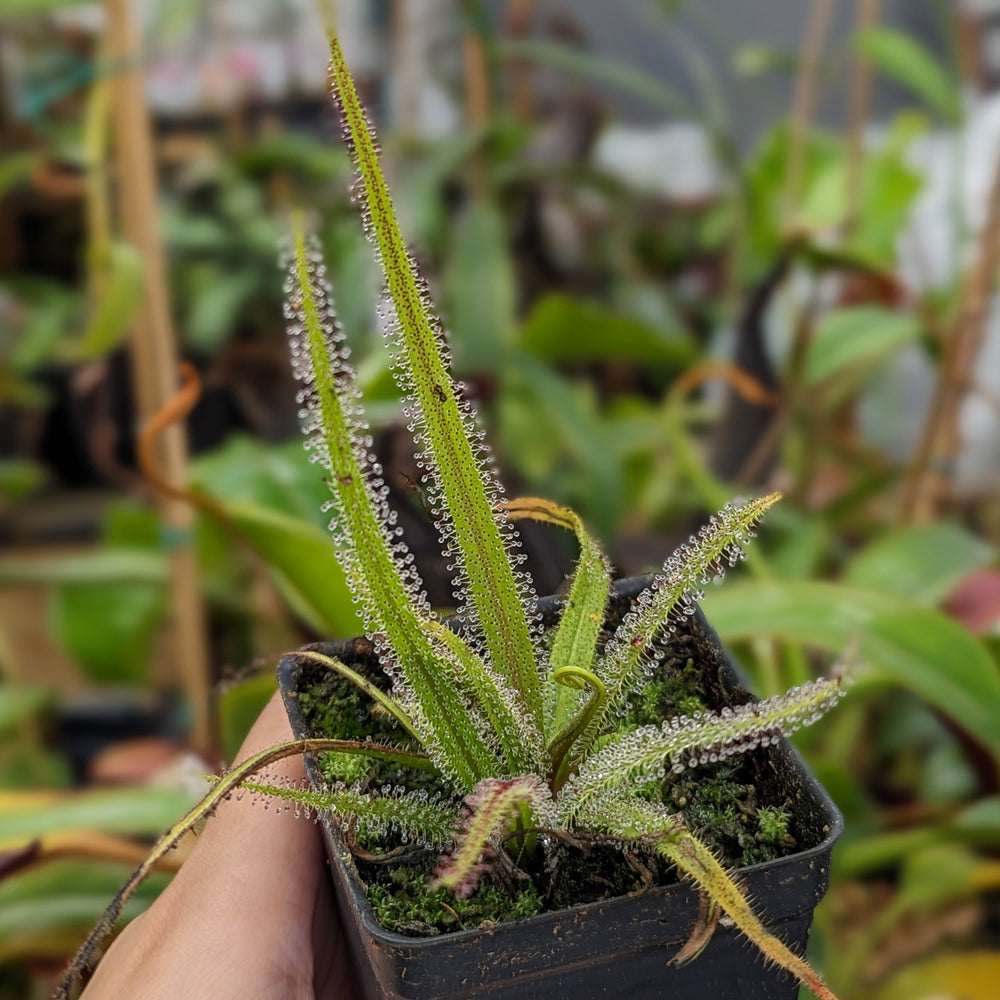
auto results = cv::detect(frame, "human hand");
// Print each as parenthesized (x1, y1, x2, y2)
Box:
(81, 692, 359, 1000)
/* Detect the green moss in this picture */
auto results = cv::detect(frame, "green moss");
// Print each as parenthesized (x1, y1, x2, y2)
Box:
(366, 864, 543, 935)
(666, 762, 794, 866)
(757, 805, 792, 845)
(626, 657, 705, 728)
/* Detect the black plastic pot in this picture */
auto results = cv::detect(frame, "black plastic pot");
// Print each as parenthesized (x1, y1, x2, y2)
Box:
(279, 577, 842, 1000)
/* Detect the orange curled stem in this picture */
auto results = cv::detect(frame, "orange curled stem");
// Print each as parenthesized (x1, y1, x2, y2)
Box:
(136, 361, 241, 534)
(136, 360, 202, 503)
(670, 360, 780, 409)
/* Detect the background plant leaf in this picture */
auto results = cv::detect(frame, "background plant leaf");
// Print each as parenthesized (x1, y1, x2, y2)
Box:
(857, 27, 961, 123)
(518, 293, 694, 366)
(0, 861, 171, 964)
(702, 581, 1000, 758)
(805, 306, 922, 384)
(222, 501, 362, 639)
(445, 201, 516, 373)
(0, 786, 196, 846)
(845, 524, 996, 606)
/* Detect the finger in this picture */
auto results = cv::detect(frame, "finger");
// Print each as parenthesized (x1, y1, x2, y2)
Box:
(82, 692, 326, 999)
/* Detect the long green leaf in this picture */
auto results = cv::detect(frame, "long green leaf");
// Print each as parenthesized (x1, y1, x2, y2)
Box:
(52, 579, 163, 685)
(804, 307, 921, 384)
(0, 787, 196, 844)
(596, 496, 780, 731)
(0, 861, 170, 963)
(445, 201, 515, 373)
(0, 550, 164, 586)
(579, 796, 836, 1000)
(702, 581, 1000, 758)
(69, 241, 144, 361)
(498, 39, 690, 118)
(504, 498, 611, 730)
(519, 294, 695, 366)
(224, 500, 362, 638)
(564, 673, 844, 819)
(328, 36, 541, 722)
(286, 215, 499, 788)
(845, 523, 995, 606)
(857, 27, 961, 123)
(242, 778, 458, 846)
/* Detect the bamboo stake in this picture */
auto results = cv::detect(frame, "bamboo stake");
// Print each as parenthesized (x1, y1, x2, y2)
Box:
(505, 0, 537, 122)
(901, 152, 1000, 523)
(105, 0, 213, 752)
(462, 25, 491, 202)
(844, 0, 883, 232)
(783, 0, 835, 232)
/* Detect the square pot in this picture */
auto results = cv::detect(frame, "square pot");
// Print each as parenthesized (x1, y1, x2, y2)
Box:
(279, 577, 842, 1000)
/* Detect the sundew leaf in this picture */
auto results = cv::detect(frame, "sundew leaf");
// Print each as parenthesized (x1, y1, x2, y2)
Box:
(804, 306, 922, 384)
(435, 776, 552, 898)
(578, 797, 837, 1000)
(702, 581, 1000, 759)
(284, 215, 502, 788)
(328, 37, 541, 724)
(503, 498, 611, 731)
(594, 496, 780, 740)
(562, 673, 844, 819)
(545, 666, 608, 788)
(55, 736, 436, 999)
(240, 779, 458, 847)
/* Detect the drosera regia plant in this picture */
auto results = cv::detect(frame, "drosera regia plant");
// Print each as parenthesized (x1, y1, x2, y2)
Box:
(55, 33, 845, 1000)
(278, 34, 845, 997)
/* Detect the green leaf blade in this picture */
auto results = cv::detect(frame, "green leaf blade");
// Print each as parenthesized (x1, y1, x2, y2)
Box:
(327, 37, 541, 724)
(857, 27, 961, 123)
(702, 581, 1000, 759)
(804, 306, 921, 384)
(844, 523, 996, 606)
(597, 495, 780, 729)
(286, 215, 499, 789)
(519, 294, 695, 366)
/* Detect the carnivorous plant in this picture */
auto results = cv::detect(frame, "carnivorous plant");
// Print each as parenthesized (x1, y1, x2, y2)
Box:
(56, 33, 845, 1000)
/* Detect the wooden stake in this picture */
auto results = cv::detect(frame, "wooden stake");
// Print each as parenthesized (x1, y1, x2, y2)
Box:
(783, 0, 835, 232)
(105, 0, 213, 752)
(902, 155, 1000, 522)
(844, 0, 883, 232)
